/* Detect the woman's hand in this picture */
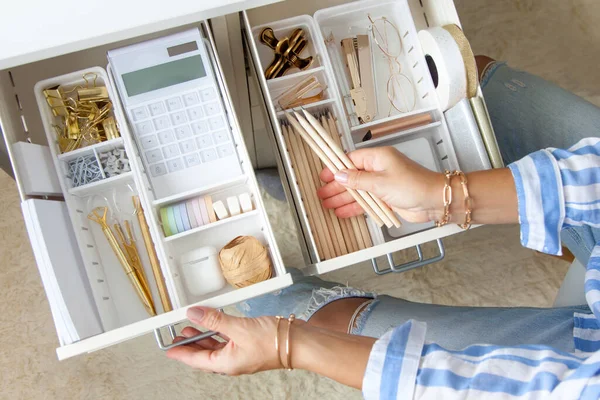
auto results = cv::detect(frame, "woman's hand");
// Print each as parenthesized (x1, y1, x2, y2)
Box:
(167, 307, 376, 389)
(318, 147, 443, 223)
(167, 307, 293, 375)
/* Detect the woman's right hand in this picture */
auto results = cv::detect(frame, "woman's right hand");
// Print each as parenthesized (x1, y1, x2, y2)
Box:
(317, 147, 444, 224)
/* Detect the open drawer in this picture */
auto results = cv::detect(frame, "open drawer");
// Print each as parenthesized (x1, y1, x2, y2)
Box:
(0, 0, 498, 360)
(1, 21, 294, 360)
(241, 0, 496, 275)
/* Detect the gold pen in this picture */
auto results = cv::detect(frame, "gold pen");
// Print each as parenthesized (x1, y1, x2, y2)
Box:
(88, 207, 156, 316)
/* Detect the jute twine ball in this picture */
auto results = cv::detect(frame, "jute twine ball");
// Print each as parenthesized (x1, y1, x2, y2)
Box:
(218, 236, 272, 288)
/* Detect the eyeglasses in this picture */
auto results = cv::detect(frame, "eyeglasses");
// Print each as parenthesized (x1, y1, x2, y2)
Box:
(368, 15, 416, 115)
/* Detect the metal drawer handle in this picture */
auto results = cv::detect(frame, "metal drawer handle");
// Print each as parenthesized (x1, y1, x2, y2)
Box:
(371, 239, 445, 275)
(154, 309, 223, 351)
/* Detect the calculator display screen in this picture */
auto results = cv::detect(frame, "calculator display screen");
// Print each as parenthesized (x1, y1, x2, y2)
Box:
(121, 54, 206, 97)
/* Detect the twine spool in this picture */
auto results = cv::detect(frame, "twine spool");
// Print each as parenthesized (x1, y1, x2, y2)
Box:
(218, 236, 273, 288)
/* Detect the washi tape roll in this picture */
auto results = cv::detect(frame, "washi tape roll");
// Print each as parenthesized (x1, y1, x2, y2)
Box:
(226, 196, 241, 216)
(160, 207, 173, 237)
(191, 197, 204, 226)
(213, 200, 230, 220)
(239, 193, 253, 213)
(204, 195, 217, 223)
(418, 26, 467, 111)
(197, 196, 209, 226)
(186, 200, 198, 229)
(166, 206, 179, 235)
(179, 203, 191, 231)
(173, 204, 185, 233)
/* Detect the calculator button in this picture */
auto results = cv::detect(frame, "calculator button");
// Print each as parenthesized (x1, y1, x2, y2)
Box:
(175, 125, 193, 140)
(184, 153, 202, 167)
(167, 158, 185, 173)
(162, 144, 180, 159)
(140, 134, 159, 149)
(131, 106, 149, 121)
(217, 143, 235, 158)
(170, 111, 188, 126)
(200, 149, 218, 163)
(149, 102, 166, 116)
(208, 116, 225, 130)
(166, 96, 183, 111)
(187, 106, 204, 121)
(179, 139, 197, 154)
(191, 121, 209, 135)
(204, 102, 220, 116)
(212, 130, 230, 144)
(201, 87, 217, 102)
(158, 129, 176, 144)
(145, 149, 163, 164)
(183, 92, 200, 106)
(153, 115, 171, 131)
(135, 121, 154, 136)
(149, 163, 167, 177)
(196, 134, 213, 148)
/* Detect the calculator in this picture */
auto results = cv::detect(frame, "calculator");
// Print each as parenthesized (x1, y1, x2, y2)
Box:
(107, 29, 243, 199)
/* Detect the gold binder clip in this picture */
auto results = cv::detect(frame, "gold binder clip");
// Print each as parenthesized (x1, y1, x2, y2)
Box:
(102, 116, 120, 140)
(66, 115, 80, 138)
(78, 86, 109, 102)
(260, 27, 313, 80)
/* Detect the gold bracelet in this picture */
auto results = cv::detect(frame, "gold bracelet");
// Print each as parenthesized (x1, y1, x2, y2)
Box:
(435, 170, 472, 229)
(275, 316, 284, 368)
(435, 170, 453, 227)
(455, 171, 472, 230)
(286, 314, 295, 371)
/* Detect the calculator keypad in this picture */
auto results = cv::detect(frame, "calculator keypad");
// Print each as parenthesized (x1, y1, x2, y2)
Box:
(129, 88, 237, 180)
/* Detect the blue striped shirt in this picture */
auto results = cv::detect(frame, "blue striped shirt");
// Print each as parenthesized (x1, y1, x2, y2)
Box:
(362, 138, 600, 399)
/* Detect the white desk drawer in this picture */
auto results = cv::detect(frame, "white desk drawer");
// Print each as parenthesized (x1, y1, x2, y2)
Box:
(241, 0, 495, 275)
(0, 22, 293, 360)
(0, 0, 498, 360)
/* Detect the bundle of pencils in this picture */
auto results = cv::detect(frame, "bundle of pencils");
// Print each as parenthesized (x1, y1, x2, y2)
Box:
(280, 110, 401, 260)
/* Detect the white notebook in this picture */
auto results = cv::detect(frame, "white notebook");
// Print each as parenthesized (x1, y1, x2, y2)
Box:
(21, 199, 102, 345)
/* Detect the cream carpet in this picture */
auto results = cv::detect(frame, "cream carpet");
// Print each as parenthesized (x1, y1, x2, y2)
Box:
(2, 0, 598, 398)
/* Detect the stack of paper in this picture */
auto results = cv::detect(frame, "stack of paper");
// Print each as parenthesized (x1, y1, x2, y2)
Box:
(21, 199, 103, 345)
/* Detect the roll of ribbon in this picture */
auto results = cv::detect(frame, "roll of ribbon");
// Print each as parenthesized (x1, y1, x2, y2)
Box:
(443, 24, 478, 99)
(418, 26, 467, 111)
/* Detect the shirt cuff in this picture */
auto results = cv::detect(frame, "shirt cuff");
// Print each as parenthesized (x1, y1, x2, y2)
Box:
(363, 320, 426, 400)
(508, 149, 564, 255)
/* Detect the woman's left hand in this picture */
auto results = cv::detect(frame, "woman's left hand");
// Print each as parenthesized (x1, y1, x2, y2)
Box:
(167, 307, 290, 375)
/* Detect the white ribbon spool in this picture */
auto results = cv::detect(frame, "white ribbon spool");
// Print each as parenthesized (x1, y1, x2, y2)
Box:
(418, 27, 467, 111)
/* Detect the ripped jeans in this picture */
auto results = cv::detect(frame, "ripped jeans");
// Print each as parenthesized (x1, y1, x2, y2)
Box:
(239, 62, 600, 352)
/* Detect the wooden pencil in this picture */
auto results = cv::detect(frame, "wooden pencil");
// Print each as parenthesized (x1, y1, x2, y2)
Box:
(302, 109, 401, 229)
(281, 123, 325, 259)
(325, 114, 369, 251)
(319, 115, 349, 256)
(286, 123, 335, 260)
(326, 115, 373, 248)
(286, 112, 385, 228)
(303, 137, 342, 257)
